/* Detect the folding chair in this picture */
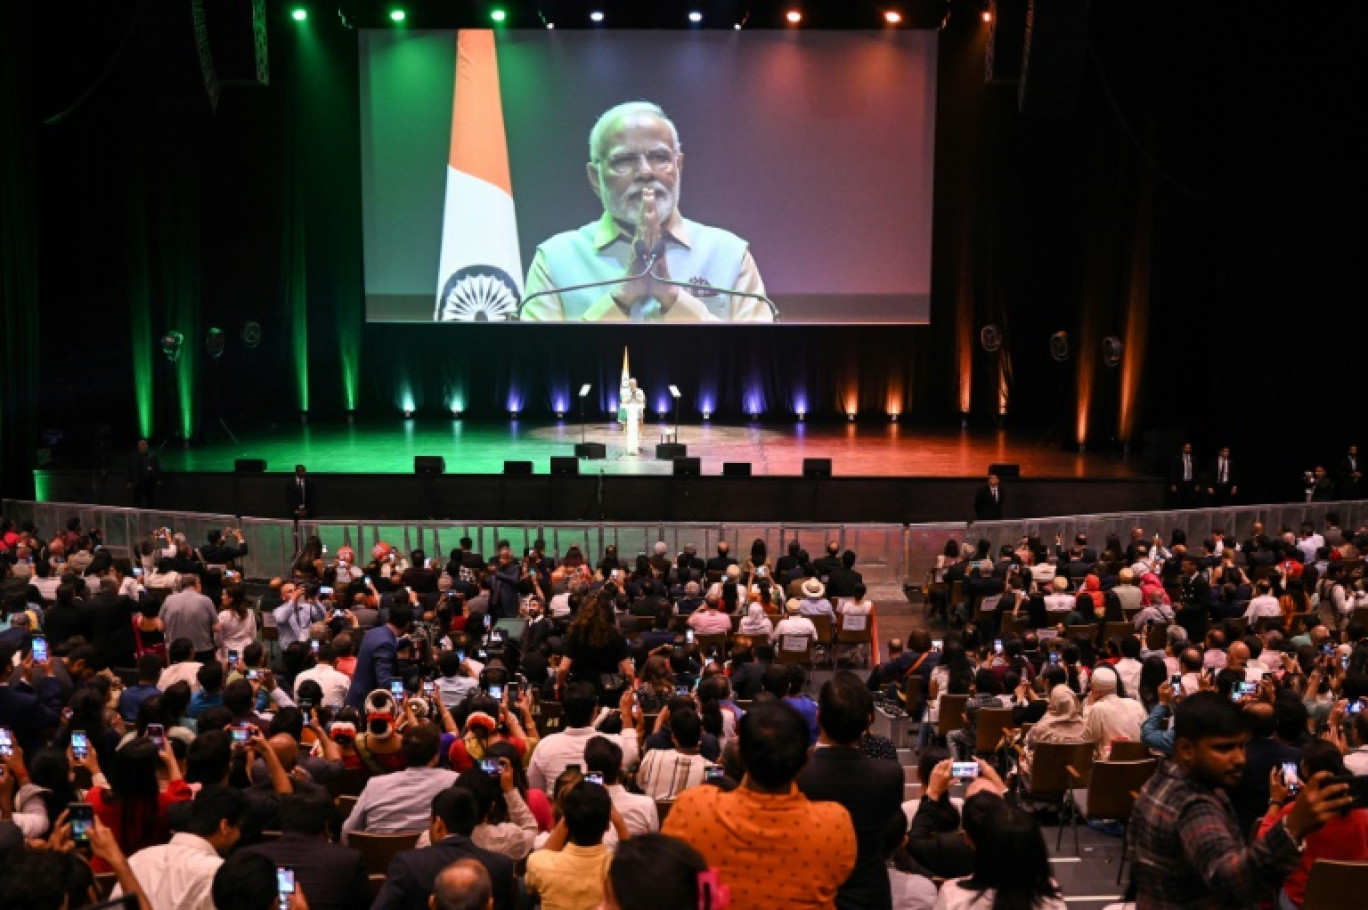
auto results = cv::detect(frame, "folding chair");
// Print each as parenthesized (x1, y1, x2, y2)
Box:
(936, 694, 970, 739)
(1107, 740, 1151, 762)
(1017, 741, 1095, 814)
(349, 831, 422, 877)
(1304, 859, 1368, 910)
(775, 634, 815, 671)
(974, 706, 1017, 774)
(1144, 622, 1169, 651)
(809, 613, 836, 668)
(1066, 625, 1099, 645)
(1059, 758, 1158, 880)
(1102, 622, 1133, 645)
(835, 612, 874, 667)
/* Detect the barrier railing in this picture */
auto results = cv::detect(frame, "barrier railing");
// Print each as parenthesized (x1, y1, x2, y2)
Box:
(5, 498, 1363, 590)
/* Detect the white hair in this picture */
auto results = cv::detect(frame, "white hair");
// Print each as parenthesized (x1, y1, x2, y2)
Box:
(654, 541, 668, 554)
(588, 100, 680, 161)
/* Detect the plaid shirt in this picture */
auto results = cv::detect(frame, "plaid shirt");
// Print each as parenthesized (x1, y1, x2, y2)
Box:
(1131, 760, 1300, 909)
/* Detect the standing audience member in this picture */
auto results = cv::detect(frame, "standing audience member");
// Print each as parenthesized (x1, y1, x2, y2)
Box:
(161, 575, 221, 664)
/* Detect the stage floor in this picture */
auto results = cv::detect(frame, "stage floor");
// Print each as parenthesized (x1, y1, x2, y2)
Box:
(159, 420, 1154, 480)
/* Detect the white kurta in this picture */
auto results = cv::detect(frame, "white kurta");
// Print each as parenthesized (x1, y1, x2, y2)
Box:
(622, 391, 646, 454)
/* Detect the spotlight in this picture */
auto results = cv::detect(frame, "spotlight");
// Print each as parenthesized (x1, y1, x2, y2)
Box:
(884, 10, 902, 24)
(688, 11, 702, 22)
(509, 408, 520, 418)
(889, 412, 900, 423)
(555, 410, 565, 420)
(546, 21, 554, 28)
(589, 10, 604, 22)
(490, 8, 506, 23)
(301, 410, 309, 425)
(702, 410, 712, 421)
(346, 409, 356, 425)
(291, 8, 308, 21)
(403, 408, 413, 418)
(847, 412, 856, 422)
(389, 8, 406, 22)
(785, 10, 802, 24)
(981, 9, 992, 22)
(733, 22, 741, 30)
(451, 407, 462, 418)
(797, 410, 806, 422)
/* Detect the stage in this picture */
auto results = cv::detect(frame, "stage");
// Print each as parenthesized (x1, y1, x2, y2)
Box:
(36, 421, 1166, 523)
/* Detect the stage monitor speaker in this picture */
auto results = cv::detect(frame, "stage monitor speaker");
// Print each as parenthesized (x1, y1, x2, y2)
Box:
(574, 442, 607, 460)
(673, 457, 702, 477)
(657, 443, 687, 460)
(503, 461, 533, 475)
(550, 457, 579, 476)
(989, 463, 1021, 479)
(722, 462, 752, 477)
(803, 458, 833, 478)
(234, 458, 266, 473)
(414, 456, 445, 475)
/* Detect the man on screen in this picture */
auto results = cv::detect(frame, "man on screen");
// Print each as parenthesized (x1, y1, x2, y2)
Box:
(520, 101, 771, 322)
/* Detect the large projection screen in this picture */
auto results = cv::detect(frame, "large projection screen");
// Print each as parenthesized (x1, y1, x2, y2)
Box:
(360, 30, 937, 324)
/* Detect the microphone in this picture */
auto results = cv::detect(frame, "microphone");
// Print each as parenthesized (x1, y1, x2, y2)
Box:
(647, 268, 781, 322)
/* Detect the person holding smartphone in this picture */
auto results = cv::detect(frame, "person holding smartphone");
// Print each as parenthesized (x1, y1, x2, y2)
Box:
(76, 734, 191, 870)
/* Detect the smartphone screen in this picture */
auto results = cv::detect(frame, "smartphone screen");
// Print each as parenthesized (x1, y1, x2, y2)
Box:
(0, 729, 13, 757)
(310, 639, 320, 654)
(951, 761, 980, 780)
(456, 650, 466, 664)
(686, 629, 695, 644)
(1048, 652, 1060, 666)
(704, 766, 725, 783)
(69, 802, 94, 846)
(993, 639, 1003, 655)
(277, 867, 297, 901)
(228, 650, 239, 666)
(1282, 761, 1301, 794)
(932, 640, 943, 651)
(1170, 673, 1182, 690)
(319, 586, 333, 596)
(247, 669, 261, 682)
(31, 636, 48, 663)
(231, 725, 252, 749)
(390, 680, 405, 699)
(584, 772, 604, 786)
(487, 684, 504, 701)
(421, 680, 434, 697)
(507, 682, 519, 702)
(480, 758, 500, 776)
(72, 731, 90, 760)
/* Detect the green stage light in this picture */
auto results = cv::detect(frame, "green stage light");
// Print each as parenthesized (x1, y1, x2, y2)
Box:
(291, 8, 307, 21)
(390, 8, 406, 22)
(490, 8, 507, 23)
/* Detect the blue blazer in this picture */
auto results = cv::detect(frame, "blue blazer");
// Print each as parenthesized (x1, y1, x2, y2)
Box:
(345, 624, 397, 709)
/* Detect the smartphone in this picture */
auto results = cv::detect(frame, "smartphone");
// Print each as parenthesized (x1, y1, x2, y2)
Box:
(951, 761, 980, 781)
(704, 765, 726, 783)
(686, 629, 695, 644)
(31, 636, 48, 664)
(309, 639, 321, 655)
(69, 802, 94, 846)
(1343, 654, 1351, 671)
(390, 680, 406, 699)
(611, 569, 622, 581)
(72, 730, 91, 761)
(1282, 761, 1301, 795)
(1322, 643, 1335, 657)
(676, 685, 692, 696)
(584, 772, 604, 786)
(247, 669, 261, 682)
(1349, 699, 1365, 716)
(993, 639, 1003, 655)
(487, 684, 504, 701)
(147, 723, 165, 749)
(456, 650, 465, 664)
(231, 725, 252, 749)
(507, 682, 519, 703)
(1048, 652, 1061, 666)
(299, 698, 314, 713)
(133, 567, 143, 577)
(932, 640, 943, 652)
(277, 867, 297, 905)
(227, 649, 239, 666)
(319, 586, 333, 596)
(480, 758, 500, 776)
(1170, 674, 1182, 691)
(0, 729, 13, 757)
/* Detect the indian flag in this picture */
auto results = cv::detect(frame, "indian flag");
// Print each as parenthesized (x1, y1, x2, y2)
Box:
(433, 30, 523, 322)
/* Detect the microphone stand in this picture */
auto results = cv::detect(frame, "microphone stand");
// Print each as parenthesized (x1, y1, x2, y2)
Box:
(515, 260, 657, 320)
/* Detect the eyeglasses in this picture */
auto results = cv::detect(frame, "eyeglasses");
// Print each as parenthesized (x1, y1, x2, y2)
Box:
(598, 148, 677, 176)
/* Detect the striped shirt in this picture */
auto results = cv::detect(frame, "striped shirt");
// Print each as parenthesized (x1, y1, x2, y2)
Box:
(635, 748, 715, 801)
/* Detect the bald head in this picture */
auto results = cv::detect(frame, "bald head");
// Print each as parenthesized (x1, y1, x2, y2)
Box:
(1227, 641, 1250, 669)
(267, 734, 299, 771)
(430, 859, 493, 910)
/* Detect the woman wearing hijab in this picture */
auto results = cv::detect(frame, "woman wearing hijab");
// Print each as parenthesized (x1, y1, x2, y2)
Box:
(738, 601, 774, 643)
(1017, 685, 1094, 788)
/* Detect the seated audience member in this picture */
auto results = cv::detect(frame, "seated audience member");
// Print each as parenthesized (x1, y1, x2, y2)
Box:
(238, 790, 369, 910)
(636, 706, 715, 801)
(527, 682, 639, 792)
(936, 795, 1066, 910)
(687, 595, 735, 636)
(797, 671, 905, 910)
(1081, 664, 1146, 758)
(526, 779, 615, 910)
(663, 701, 857, 909)
(761, 663, 818, 746)
(372, 787, 516, 910)
(1018, 685, 1094, 787)
(453, 763, 538, 862)
(158, 638, 204, 693)
(882, 810, 937, 910)
(1257, 739, 1368, 909)
(585, 734, 659, 835)
(342, 725, 458, 841)
(601, 833, 714, 910)
(117, 653, 165, 723)
(114, 785, 246, 910)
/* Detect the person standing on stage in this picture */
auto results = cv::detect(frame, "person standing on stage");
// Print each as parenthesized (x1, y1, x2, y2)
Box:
(621, 378, 646, 456)
(1206, 445, 1237, 505)
(287, 464, 313, 520)
(1169, 442, 1200, 509)
(127, 438, 162, 509)
(973, 473, 1005, 522)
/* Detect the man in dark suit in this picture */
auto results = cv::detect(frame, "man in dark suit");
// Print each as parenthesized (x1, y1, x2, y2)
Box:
(705, 541, 736, 575)
(239, 792, 368, 910)
(1169, 442, 1200, 508)
(287, 464, 314, 519)
(797, 672, 905, 910)
(126, 438, 161, 508)
(0, 642, 63, 760)
(812, 541, 843, 578)
(457, 537, 485, 571)
(972, 473, 1005, 521)
(1337, 445, 1362, 501)
(1206, 446, 1238, 505)
(1306, 465, 1336, 502)
(80, 576, 137, 669)
(345, 601, 411, 709)
(825, 550, 863, 601)
(776, 540, 804, 576)
(371, 786, 515, 910)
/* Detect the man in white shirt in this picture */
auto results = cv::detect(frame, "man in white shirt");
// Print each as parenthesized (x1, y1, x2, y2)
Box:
(113, 785, 245, 910)
(1043, 576, 1076, 615)
(1297, 523, 1325, 566)
(1081, 666, 1146, 758)
(342, 726, 458, 842)
(1113, 638, 1145, 697)
(1243, 579, 1281, 624)
(273, 586, 326, 649)
(157, 638, 205, 693)
(292, 643, 352, 707)
(773, 602, 819, 641)
(585, 734, 658, 835)
(528, 682, 640, 792)
(635, 707, 715, 801)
